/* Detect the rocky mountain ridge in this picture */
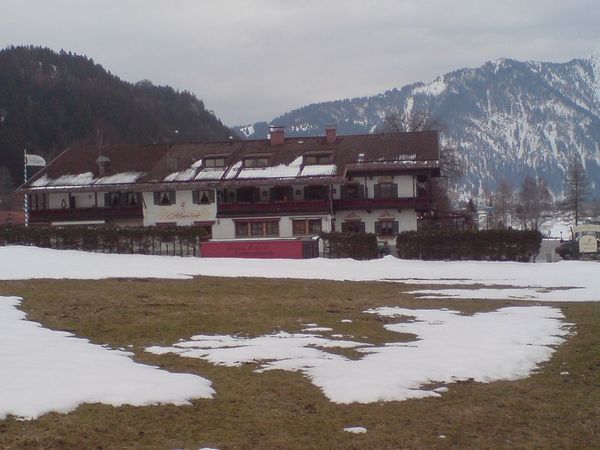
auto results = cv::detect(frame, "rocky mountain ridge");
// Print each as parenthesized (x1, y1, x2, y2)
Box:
(236, 52, 600, 199)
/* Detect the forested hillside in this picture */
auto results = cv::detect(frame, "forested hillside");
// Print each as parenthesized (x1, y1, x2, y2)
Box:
(0, 45, 233, 200)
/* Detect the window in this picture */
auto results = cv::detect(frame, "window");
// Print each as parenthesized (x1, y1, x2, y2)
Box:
(250, 221, 264, 236)
(304, 185, 328, 201)
(235, 221, 249, 237)
(235, 220, 279, 237)
(341, 184, 365, 200)
(292, 219, 322, 236)
(304, 154, 332, 165)
(105, 192, 139, 207)
(375, 220, 399, 235)
(153, 191, 176, 206)
(374, 183, 398, 199)
(192, 190, 215, 205)
(204, 157, 226, 168)
(341, 221, 365, 233)
(244, 157, 269, 168)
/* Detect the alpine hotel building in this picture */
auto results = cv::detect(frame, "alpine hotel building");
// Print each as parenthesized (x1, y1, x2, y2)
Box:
(21, 127, 440, 256)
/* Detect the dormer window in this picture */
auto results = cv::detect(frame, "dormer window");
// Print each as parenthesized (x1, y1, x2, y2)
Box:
(304, 154, 332, 165)
(204, 157, 226, 168)
(244, 157, 269, 168)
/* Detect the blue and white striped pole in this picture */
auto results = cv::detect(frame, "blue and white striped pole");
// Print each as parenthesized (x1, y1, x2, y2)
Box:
(24, 148, 28, 227)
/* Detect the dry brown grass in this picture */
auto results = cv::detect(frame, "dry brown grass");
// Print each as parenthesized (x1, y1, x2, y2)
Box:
(0, 277, 598, 449)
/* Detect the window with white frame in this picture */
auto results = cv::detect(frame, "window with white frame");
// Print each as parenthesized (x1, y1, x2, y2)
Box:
(192, 190, 215, 205)
(341, 221, 365, 233)
(374, 220, 399, 235)
(235, 220, 279, 237)
(292, 218, 322, 235)
(153, 191, 176, 206)
(204, 157, 226, 168)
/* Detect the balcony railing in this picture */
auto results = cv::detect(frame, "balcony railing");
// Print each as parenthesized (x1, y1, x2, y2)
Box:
(30, 206, 143, 223)
(333, 196, 430, 210)
(218, 199, 330, 217)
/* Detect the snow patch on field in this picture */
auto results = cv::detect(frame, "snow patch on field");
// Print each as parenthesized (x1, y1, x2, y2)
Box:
(343, 426, 367, 434)
(146, 306, 569, 404)
(0, 296, 214, 420)
(1, 246, 598, 301)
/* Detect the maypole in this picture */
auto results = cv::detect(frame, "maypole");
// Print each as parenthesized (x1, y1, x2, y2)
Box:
(24, 148, 28, 227)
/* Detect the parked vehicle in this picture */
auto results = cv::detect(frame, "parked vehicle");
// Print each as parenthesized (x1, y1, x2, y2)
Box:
(555, 240, 579, 260)
(555, 224, 600, 260)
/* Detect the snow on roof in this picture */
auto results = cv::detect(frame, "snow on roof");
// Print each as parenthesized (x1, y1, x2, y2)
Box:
(30, 174, 50, 187)
(163, 168, 198, 182)
(224, 161, 242, 180)
(31, 172, 145, 188)
(237, 164, 300, 179)
(48, 172, 95, 187)
(94, 172, 145, 185)
(194, 168, 227, 181)
(300, 164, 337, 177)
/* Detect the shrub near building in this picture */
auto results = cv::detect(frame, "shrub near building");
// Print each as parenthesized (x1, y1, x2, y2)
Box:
(396, 229, 542, 261)
(320, 232, 379, 260)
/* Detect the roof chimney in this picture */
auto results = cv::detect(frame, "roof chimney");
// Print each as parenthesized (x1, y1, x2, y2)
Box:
(269, 126, 285, 146)
(325, 125, 337, 144)
(96, 155, 110, 177)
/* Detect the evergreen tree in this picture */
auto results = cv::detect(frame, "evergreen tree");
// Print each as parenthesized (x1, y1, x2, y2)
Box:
(0, 45, 235, 184)
(560, 157, 590, 226)
(494, 178, 513, 229)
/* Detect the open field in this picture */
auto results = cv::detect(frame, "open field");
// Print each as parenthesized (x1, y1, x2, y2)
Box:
(1, 275, 599, 449)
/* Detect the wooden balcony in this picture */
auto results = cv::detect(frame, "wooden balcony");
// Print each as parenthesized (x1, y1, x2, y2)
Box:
(30, 206, 143, 223)
(217, 200, 330, 217)
(333, 196, 430, 211)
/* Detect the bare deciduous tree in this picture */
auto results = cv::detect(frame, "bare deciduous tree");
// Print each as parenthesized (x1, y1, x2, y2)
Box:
(381, 111, 463, 212)
(515, 175, 554, 231)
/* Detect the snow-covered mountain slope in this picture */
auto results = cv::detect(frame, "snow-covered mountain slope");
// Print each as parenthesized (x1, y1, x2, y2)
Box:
(236, 53, 600, 198)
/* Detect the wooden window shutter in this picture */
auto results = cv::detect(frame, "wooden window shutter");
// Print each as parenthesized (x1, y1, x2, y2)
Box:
(392, 221, 399, 234)
(153, 192, 160, 205)
(192, 191, 199, 204)
(169, 191, 177, 204)
(104, 193, 111, 206)
(374, 184, 381, 199)
(359, 222, 366, 233)
(358, 184, 365, 199)
(208, 190, 215, 203)
(374, 221, 381, 234)
(391, 183, 398, 198)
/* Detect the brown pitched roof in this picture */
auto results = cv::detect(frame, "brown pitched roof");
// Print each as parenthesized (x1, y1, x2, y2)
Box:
(23, 131, 439, 192)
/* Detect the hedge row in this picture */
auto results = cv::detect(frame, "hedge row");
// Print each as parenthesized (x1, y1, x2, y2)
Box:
(396, 229, 542, 261)
(0, 225, 209, 256)
(320, 232, 379, 260)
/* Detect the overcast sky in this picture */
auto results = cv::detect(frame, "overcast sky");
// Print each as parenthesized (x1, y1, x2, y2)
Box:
(2, 0, 599, 125)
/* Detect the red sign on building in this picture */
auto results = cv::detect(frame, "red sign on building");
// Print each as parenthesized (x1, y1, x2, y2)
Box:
(200, 239, 318, 259)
